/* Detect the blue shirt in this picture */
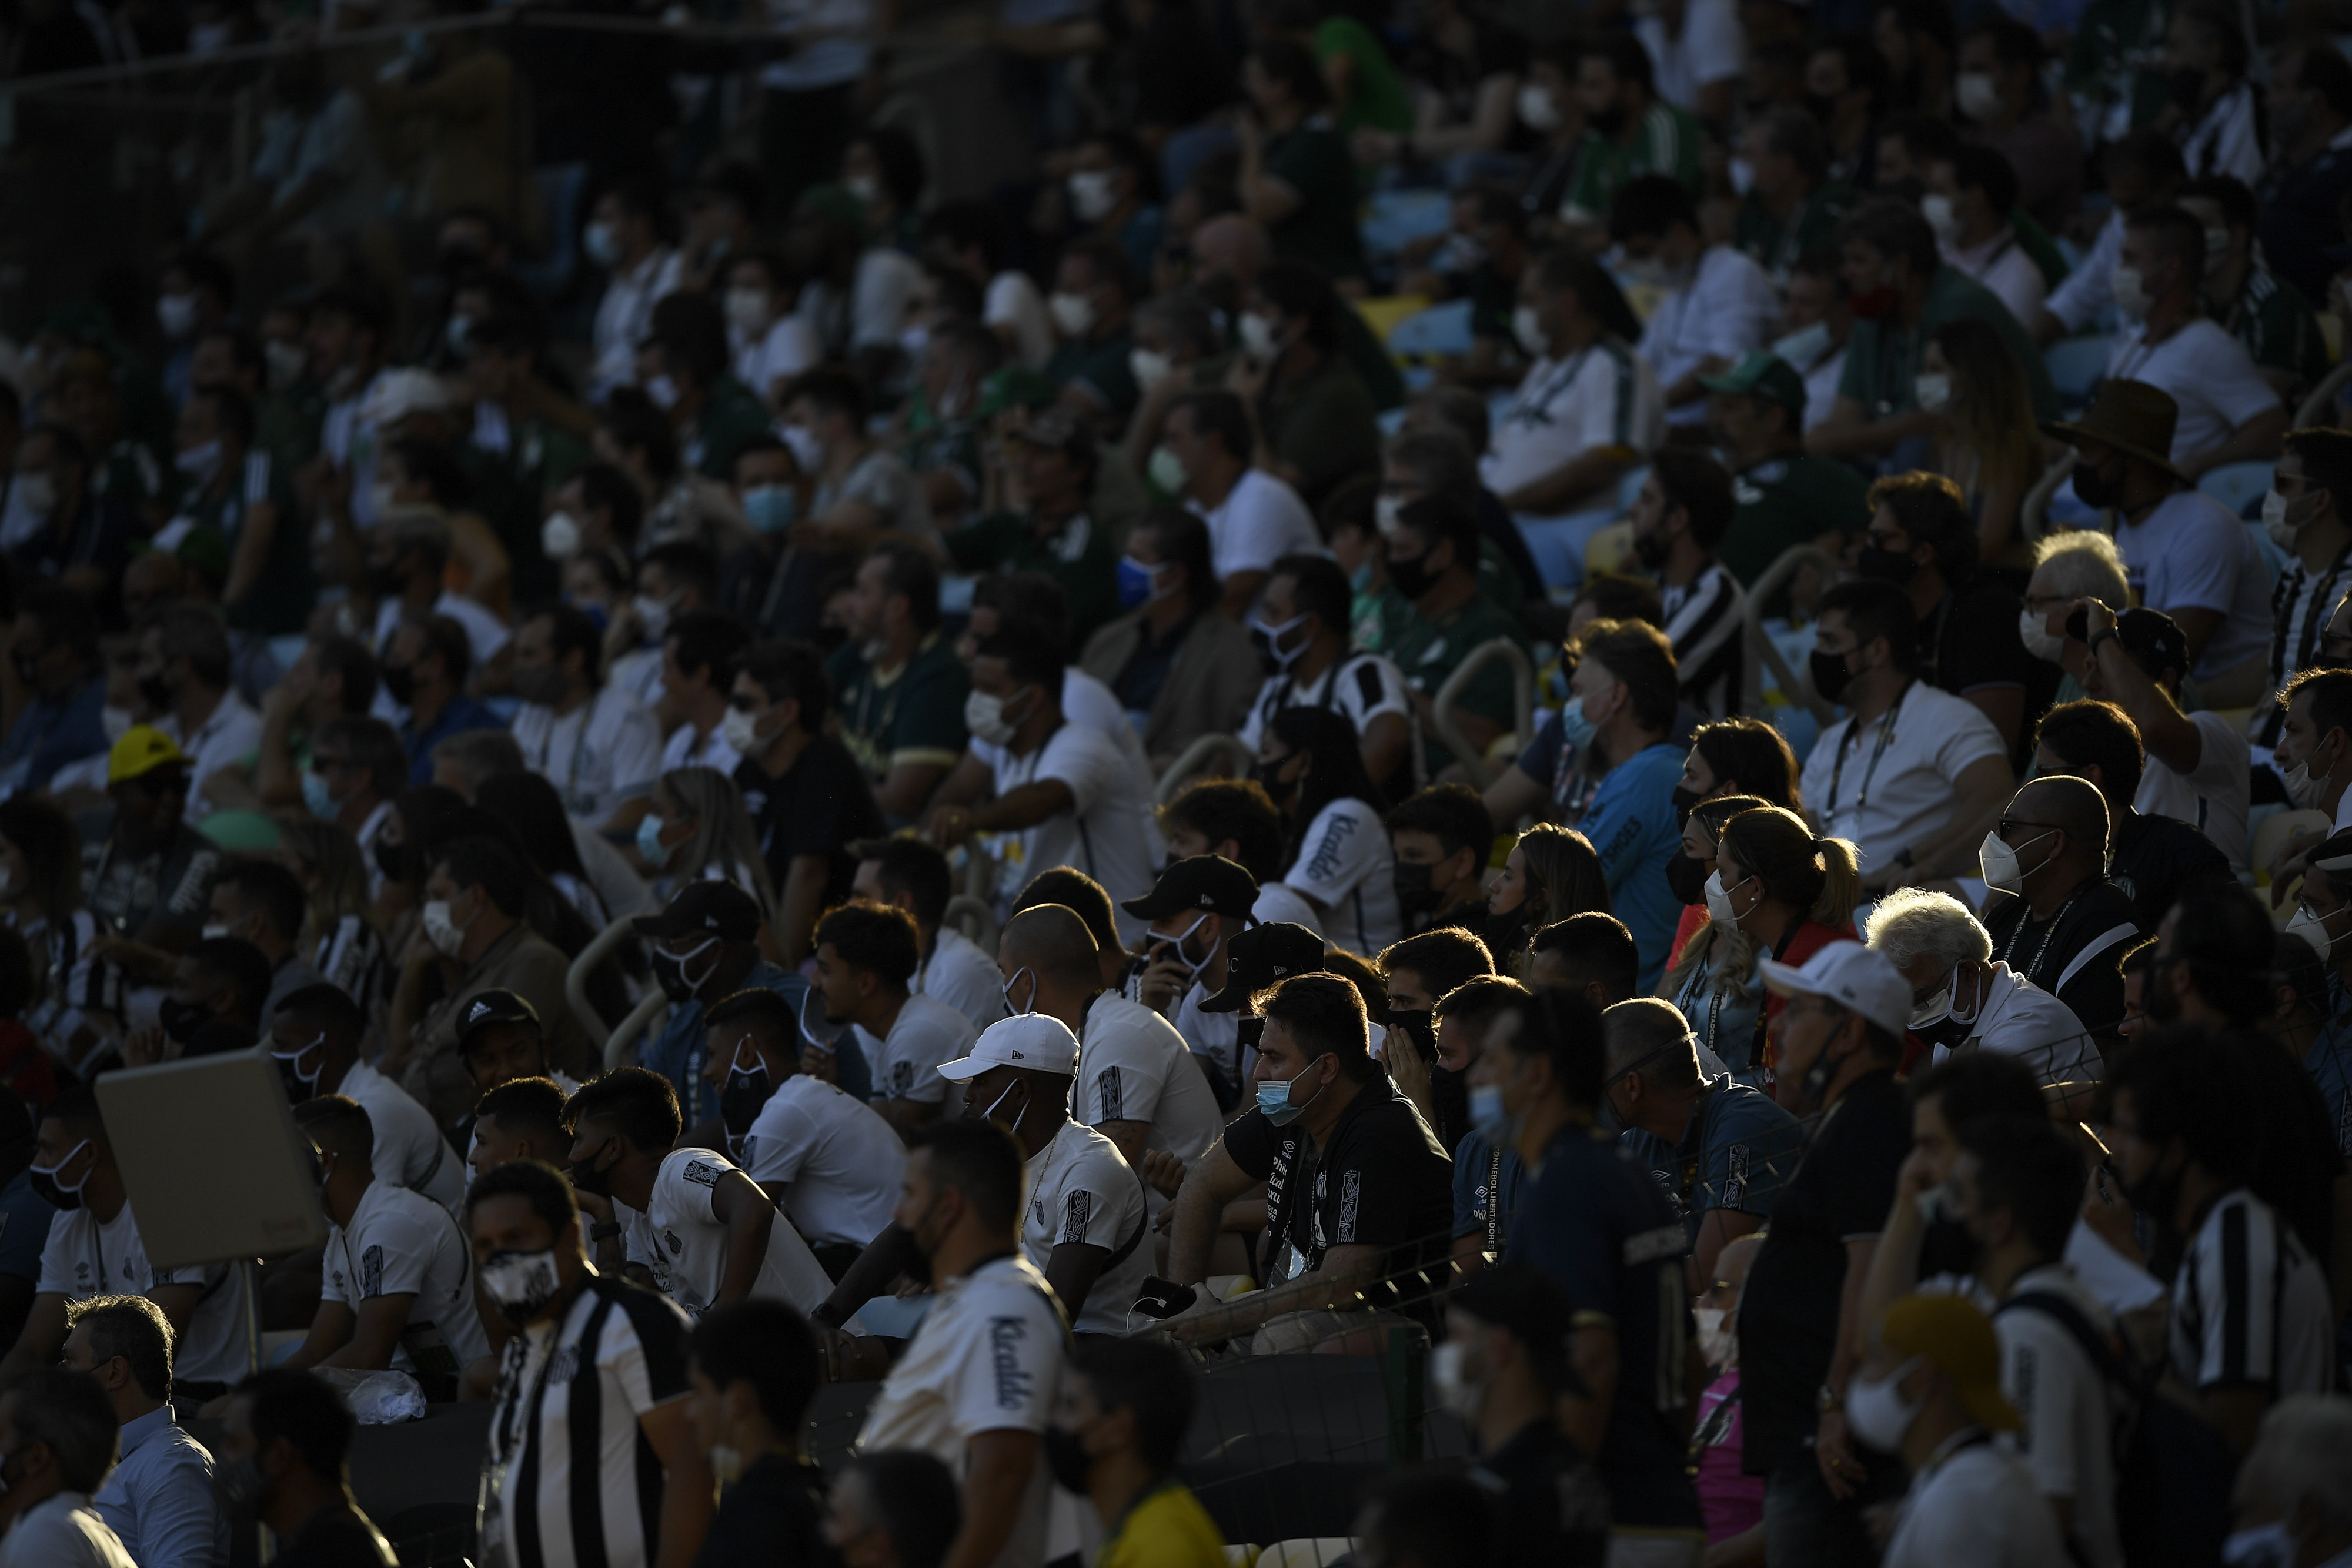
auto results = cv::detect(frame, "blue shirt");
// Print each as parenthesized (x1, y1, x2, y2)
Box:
(639, 960, 869, 1125)
(0, 674, 108, 795)
(2305, 1006, 2352, 1158)
(1509, 1122, 1703, 1532)
(1450, 1124, 1525, 1251)
(402, 695, 507, 785)
(1579, 742, 1686, 989)
(92, 1405, 226, 1568)
(0, 1168, 56, 1284)
(1619, 1076, 1805, 1242)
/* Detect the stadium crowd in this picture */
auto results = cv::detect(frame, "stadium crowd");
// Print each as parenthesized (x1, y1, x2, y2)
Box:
(3, 0, 2352, 1563)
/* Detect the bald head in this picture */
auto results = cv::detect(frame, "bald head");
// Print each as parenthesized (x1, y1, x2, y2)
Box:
(999, 904, 1102, 992)
(1601, 997, 1701, 1091)
(1192, 215, 1269, 283)
(2014, 774, 2110, 863)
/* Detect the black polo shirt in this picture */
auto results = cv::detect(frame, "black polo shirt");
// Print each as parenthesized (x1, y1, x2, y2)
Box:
(1738, 1069, 1911, 1477)
(1980, 877, 2146, 1038)
(734, 737, 886, 910)
(1473, 1420, 1610, 1567)
(1223, 1072, 1454, 1328)
(2109, 808, 2232, 934)
(1919, 576, 2052, 770)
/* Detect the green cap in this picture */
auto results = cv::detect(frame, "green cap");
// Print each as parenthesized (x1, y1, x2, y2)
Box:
(1697, 350, 1808, 417)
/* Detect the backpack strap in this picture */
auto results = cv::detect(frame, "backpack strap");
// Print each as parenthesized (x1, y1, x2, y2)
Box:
(1996, 1289, 2136, 1391)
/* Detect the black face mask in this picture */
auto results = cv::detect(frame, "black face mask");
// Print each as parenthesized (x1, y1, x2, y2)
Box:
(1855, 543, 1917, 584)
(1804, 91, 1839, 126)
(374, 833, 406, 882)
(2072, 459, 2123, 509)
(1809, 647, 1857, 704)
(1665, 851, 1710, 906)
(2167, 64, 2207, 112)
(2121, 1151, 2186, 1240)
(365, 561, 408, 598)
(1670, 781, 1703, 828)
(1042, 1426, 1093, 1493)
(1387, 1008, 1436, 1064)
(159, 996, 211, 1044)
(1632, 527, 1669, 571)
(28, 1152, 86, 1212)
(1251, 758, 1297, 808)
(138, 674, 174, 713)
(1589, 101, 1628, 136)
(380, 661, 417, 707)
(719, 1058, 774, 1138)
(11, 651, 43, 690)
(650, 944, 717, 1005)
(570, 1140, 616, 1198)
(1394, 860, 1442, 916)
(1385, 547, 1441, 601)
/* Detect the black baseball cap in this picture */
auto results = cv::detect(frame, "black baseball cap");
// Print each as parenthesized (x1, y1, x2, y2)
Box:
(1198, 922, 1327, 1012)
(632, 879, 763, 944)
(2113, 607, 2191, 684)
(1120, 855, 1261, 921)
(457, 989, 540, 1052)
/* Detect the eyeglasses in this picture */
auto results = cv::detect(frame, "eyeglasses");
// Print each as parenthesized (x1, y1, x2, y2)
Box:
(1995, 818, 2064, 841)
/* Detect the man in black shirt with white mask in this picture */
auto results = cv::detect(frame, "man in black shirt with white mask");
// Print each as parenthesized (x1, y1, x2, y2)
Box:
(1977, 774, 2144, 1044)
(2031, 698, 2230, 933)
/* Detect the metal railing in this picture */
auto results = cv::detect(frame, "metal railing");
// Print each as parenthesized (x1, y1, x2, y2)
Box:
(2299, 360, 2352, 429)
(566, 912, 669, 1070)
(941, 893, 998, 954)
(2019, 452, 2081, 544)
(1739, 545, 1839, 726)
(1427, 638, 1534, 790)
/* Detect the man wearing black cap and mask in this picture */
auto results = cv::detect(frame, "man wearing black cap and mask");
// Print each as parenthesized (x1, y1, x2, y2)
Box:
(2072, 598, 2251, 872)
(698, 988, 904, 1281)
(634, 879, 858, 1131)
(1122, 856, 1267, 1106)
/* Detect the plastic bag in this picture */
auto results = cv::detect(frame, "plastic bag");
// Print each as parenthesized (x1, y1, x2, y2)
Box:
(309, 1366, 429, 1424)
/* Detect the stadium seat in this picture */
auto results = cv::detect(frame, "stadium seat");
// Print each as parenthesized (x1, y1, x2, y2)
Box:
(2044, 335, 2114, 408)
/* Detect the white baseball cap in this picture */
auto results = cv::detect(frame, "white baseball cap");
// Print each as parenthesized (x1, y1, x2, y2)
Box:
(936, 1014, 1079, 1082)
(1758, 940, 1910, 1038)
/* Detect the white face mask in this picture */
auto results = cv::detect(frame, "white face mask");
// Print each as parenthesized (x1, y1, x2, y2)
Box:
(175, 439, 225, 484)
(779, 423, 826, 474)
(2016, 607, 2065, 663)
(158, 292, 201, 340)
(1048, 292, 1096, 340)
(1919, 193, 1959, 243)
(541, 511, 583, 561)
(1702, 870, 1748, 927)
(1845, 1356, 1925, 1452)
(2287, 902, 2339, 961)
(843, 173, 880, 206)
(366, 479, 401, 520)
(722, 704, 767, 757)
(645, 373, 681, 412)
(2111, 265, 2157, 319)
(1913, 372, 1953, 414)
(2283, 756, 2333, 810)
(1977, 828, 2055, 895)
(422, 897, 468, 958)
(1067, 169, 1118, 222)
(1956, 71, 2001, 120)
(2203, 226, 2231, 277)
(635, 591, 679, 643)
(1511, 305, 1548, 359)
(1128, 347, 1172, 389)
(1693, 1305, 1736, 1369)
(264, 339, 307, 392)
(1428, 1340, 1481, 1420)
(1909, 972, 1953, 1031)
(1515, 83, 1561, 131)
(965, 686, 1027, 748)
(1147, 445, 1188, 494)
(1728, 157, 1755, 196)
(725, 287, 771, 334)
(1770, 319, 1833, 367)
(1238, 312, 1281, 360)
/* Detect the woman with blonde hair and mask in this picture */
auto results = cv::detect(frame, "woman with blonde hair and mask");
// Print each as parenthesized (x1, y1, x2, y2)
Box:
(1485, 821, 1609, 975)
(1709, 805, 1861, 1080)
(1917, 316, 2049, 567)
(1657, 794, 1772, 1083)
(633, 766, 779, 922)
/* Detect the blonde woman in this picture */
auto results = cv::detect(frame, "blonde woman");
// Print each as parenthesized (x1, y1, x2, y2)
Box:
(1657, 794, 1772, 1082)
(635, 767, 779, 922)
(1920, 316, 2050, 567)
(274, 817, 392, 1019)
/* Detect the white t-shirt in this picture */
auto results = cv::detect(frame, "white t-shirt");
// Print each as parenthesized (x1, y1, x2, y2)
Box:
(592, 247, 686, 399)
(917, 925, 1009, 1035)
(1075, 992, 1222, 1170)
(1481, 339, 1663, 511)
(1279, 798, 1401, 957)
(984, 723, 1157, 938)
(1022, 1118, 1150, 1335)
(371, 590, 512, 670)
(2047, 210, 2125, 335)
(857, 1253, 1067, 1568)
(158, 693, 263, 824)
(1237, 652, 1412, 754)
(1799, 680, 2008, 880)
(339, 1059, 465, 1212)
(1254, 882, 1325, 937)
(320, 1177, 492, 1375)
(985, 271, 1055, 369)
(1882, 1442, 2070, 1568)
(1800, 344, 1846, 432)
(1194, 469, 1323, 586)
(732, 313, 821, 402)
(1929, 962, 2102, 1088)
(2104, 319, 2280, 464)
(619, 1147, 836, 1318)
(1165, 979, 1242, 1091)
(740, 1074, 907, 1249)
(852, 247, 926, 352)
(1942, 228, 2047, 329)
(512, 686, 665, 821)
(2169, 1187, 2336, 1397)
(2111, 490, 2274, 681)
(1634, 0, 1742, 112)
(0, 1494, 135, 1568)
(659, 721, 740, 777)
(2134, 707, 2251, 870)
(2184, 81, 2264, 185)
(1920, 1266, 2122, 1568)
(857, 993, 978, 1106)
(1637, 246, 1776, 427)
(36, 1203, 252, 1387)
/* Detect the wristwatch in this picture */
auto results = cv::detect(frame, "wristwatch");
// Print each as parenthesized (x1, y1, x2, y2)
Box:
(589, 1220, 622, 1243)
(1817, 1382, 1843, 1415)
(2087, 627, 2120, 659)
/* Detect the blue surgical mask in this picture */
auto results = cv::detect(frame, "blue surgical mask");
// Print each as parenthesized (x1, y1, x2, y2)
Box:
(1468, 1082, 1509, 1138)
(561, 594, 609, 633)
(743, 484, 797, 534)
(1348, 561, 1374, 593)
(2221, 1523, 2297, 1568)
(1558, 696, 1598, 755)
(1115, 555, 1165, 610)
(1255, 1061, 1327, 1126)
(636, 814, 674, 869)
(302, 770, 338, 822)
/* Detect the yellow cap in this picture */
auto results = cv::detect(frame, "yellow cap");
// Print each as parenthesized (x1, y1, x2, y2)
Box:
(107, 726, 186, 784)
(1879, 1294, 2022, 1432)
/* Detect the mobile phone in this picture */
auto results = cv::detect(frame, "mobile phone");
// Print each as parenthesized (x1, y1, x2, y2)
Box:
(1131, 1276, 1198, 1320)
(2065, 605, 2089, 643)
